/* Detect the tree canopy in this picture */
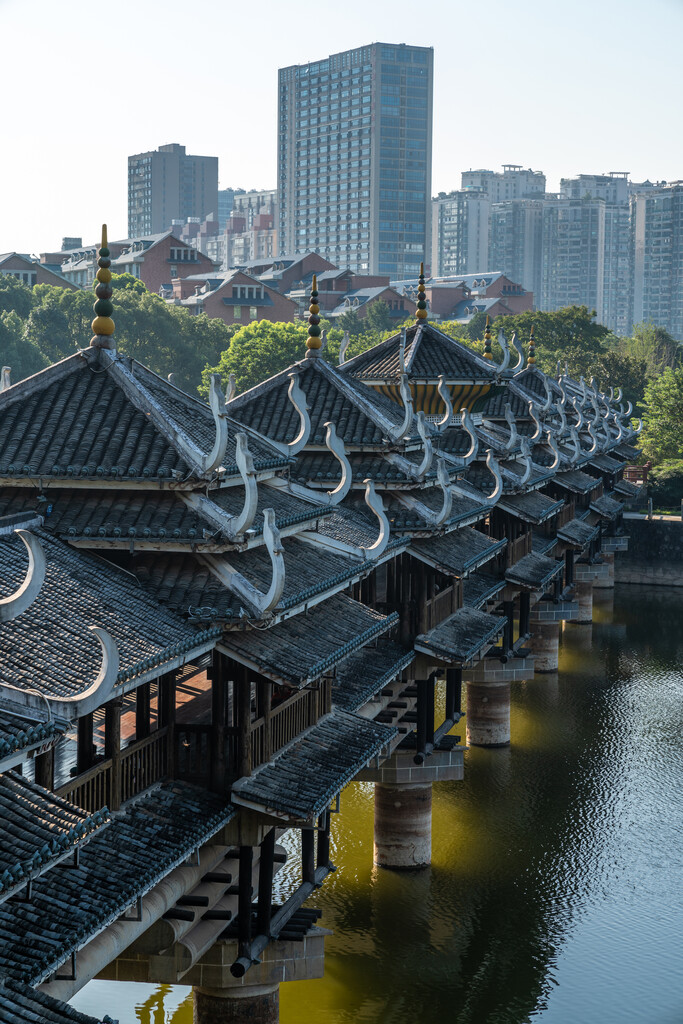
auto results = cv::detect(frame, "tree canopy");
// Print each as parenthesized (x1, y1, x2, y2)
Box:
(639, 367, 683, 463)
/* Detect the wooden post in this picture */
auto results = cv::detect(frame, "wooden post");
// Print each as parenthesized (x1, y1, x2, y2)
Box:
(211, 653, 227, 794)
(427, 674, 435, 745)
(136, 682, 151, 741)
(34, 746, 54, 791)
(565, 549, 574, 587)
(159, 672, 176, 777)
(238, 845, 253, 957)
(519, 591, 530, 637)
(77, 712, 95, 775)
(237, 663, 252, 779)
(416, 678, 429, 756)
(400, 555, 412, 645)
(418, 564, 429, 633)
(104, 698, 122, 812)
(256, 828, 276, 938)
(261, 680, 273, 764)
(446, 667, 462, 718)
(503, 600, 515, 653)
(302, 827, 316, 885)
(317, 810, 331, 870)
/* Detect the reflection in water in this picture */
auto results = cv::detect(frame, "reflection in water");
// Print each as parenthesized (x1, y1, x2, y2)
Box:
(73, 585, 683, 1023)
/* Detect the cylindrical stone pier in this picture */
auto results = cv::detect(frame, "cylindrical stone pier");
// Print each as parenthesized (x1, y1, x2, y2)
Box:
(465, 680, 510, 747)
(594, 552, 615, 590)
(194, 983, 279, 1024)
(528, 620, 560, 672)
(374, 782, 432, 869)
(573, 581, 594, 623)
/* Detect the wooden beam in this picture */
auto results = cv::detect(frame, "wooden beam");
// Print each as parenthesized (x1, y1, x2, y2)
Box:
(256, 828, 276, 938)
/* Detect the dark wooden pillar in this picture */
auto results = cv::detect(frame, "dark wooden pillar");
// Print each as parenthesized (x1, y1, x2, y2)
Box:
(159, 672, 176, 777)
(565, 549, 575, 587)
(416, 678, 430, 756)
(417, 563, 429, 633)
(302, 827, 316, 885)
(238, 845, 253, 956)
(503, 600, 515, 653)
(519, 591, 530, 637)
(136, 682, 151, 740)
(237, 663, 252, 779)
(400, 555, 412, 645)
(256, 828, 276, 938)
(317, 810, 331, 870)
(34, 746, 54, 791)
(259, 679, 273, 763)
(104, 698, 122, 812)
(445, 667, 462, 719)
(211, 653, 227, 794)
(76, 712, 95, 775)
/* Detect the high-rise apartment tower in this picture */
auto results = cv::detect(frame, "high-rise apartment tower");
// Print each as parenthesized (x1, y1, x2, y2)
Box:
(128, 144, 219, 237)
(278, 43, 433, 278)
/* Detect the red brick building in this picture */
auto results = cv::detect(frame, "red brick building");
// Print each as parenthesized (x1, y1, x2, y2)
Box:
(167, 270, 297, 326)
(0, 253, 79, 291)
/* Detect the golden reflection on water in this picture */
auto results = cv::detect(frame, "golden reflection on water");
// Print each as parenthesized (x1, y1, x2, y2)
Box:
(73, 585, 683, 1024)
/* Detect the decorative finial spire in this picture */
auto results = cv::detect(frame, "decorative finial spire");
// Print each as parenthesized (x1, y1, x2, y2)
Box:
(484, 314, 493, 360)
(527, 324, 536, 366)
(415, 262, 428, 321)
(306, 274, 321, 356)
(90, 224, 115, 350)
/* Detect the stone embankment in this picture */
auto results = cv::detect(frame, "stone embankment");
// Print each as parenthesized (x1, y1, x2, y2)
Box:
(616, 515, 683, 587)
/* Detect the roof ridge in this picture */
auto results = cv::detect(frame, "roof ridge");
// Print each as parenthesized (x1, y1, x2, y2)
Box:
(0, 351, 90, 411)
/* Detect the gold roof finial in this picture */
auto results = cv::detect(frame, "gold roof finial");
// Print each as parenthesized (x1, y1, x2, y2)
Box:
(527, 324, 536, 366)
(90, 224, 115, 350)
(415, 262, 428, 321)
(306, 274, 322, 356)
(484, 314, 493, 360)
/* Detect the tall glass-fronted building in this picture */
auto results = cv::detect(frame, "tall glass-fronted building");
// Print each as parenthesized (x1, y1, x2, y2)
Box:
(278, 43, 433, 278)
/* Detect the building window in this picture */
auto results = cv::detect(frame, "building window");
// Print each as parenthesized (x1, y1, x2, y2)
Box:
(249, 306, 258, 320)
(233, 305, 242, 319)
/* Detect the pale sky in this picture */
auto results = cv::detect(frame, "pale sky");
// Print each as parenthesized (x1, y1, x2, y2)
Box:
(2, 0, 682, 254)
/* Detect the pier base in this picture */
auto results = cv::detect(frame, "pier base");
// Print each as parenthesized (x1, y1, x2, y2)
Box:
(465, 680, 510, 747)
(528, 619, 560, 672)
(593, 552, 615, 590)
(573, 581, 594, 624)
(374, 782, 432, 869)
(194, 982, 279, 1024)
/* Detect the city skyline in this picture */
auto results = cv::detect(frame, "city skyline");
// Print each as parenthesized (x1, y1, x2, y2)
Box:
(2, 0, 683, 254)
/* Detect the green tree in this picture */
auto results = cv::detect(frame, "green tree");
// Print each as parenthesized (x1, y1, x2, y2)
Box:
(201, 320, 312, 396)
(490, 306, 612, 376)
(111, 272, 148, 295)
(589, 350, 648, 409)
(622, 322, 682, 377)
(639, 367, 683, 463)
(336, 309, 365, 337)
(0, 275, 34, 319)
(364, 299, 392, 333)
(24, 303, 74, 364)
(0, 310, 48, 381)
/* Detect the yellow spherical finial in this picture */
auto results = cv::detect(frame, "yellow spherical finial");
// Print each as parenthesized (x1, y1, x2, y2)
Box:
(527, 324, 536, 366)
(415, 262, 428, 321)
(90, 222, 116, 350)
(484, 314, 493, 359)
(306, 274, 322, 352)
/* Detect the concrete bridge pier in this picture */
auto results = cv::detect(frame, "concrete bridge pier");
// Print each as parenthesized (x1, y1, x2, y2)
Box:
(194, 982, 279, 1024)
(593, 552, 615, 590)
(528, 618, 560, 672)
(573, 581, 594, 624)
(465, 679, 510, 748)
(373, 782, 432, 869)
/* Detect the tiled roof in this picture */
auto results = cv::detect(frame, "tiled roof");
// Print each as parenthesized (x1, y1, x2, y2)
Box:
(614, 478, 641, 498)
(0, 710, 63, 764)
(410, 528, 506, 576)
(228, 357, 405, 448)
(223, 595, 398, 687)
(0, 354, 287, 486)
(588, 454, 624, 474)
(505, 552, 563, 590)
(415, 606, 505, 663)
(333, 640, 415, 713)
(386, 489, 488, 533)
(291, 450, 429, 487)
(531, 531, 558, 556)
(231, 710, 397, 821)
(552, 469, 601, 495)
(498, 491, 565, 524)
(0, 979, 115, 1024)
(0, 774, 110, 901)
(462, 571, 506, 610)
(0, 529, 207, 698)
(213, 484, 331, 535)
(473, 387, 529, 419)
(0, 782, 234, 985)
(557, 518, 599, 548)
(589, 494, 624, 520)
(613, 442, 640, 460)
(341, 323, 498, 382)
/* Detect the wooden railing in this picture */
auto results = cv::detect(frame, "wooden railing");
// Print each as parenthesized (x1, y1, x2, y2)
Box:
(507, 532, 532, 565)
(120, 728, 168, 804)
(56, 728, 169, 812)
(175, 724, 211, 786)
(250, 687, 321, 769)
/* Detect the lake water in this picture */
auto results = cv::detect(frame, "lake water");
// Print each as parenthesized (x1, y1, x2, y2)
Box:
(73, 584, 683, 1024)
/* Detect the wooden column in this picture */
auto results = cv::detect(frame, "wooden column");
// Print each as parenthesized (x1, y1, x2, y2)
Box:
(317, 810, 331, 870)
(237, 664, 252, 779)
(104, 698, 122, 812)
(34, 746, 54, 791)
(136, 682, 151, 741)
(302, 827, 316, 885)
(76, 712, 95, 775)
(211, 653, 227, 794)
(416, 678, 430, 756)
(400, 555, 412, 645)
(445, 667, 462, 719)
(565, 549, 574, 587)
(519, 591, 531, 637)
(417, 563, 429, 633)
(159, 672, 177, 778)
(256, 828, 276, 938)
(237, 845, 253, 957)
(260, 679, 273, 764)
(503, 600, 515, 653)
